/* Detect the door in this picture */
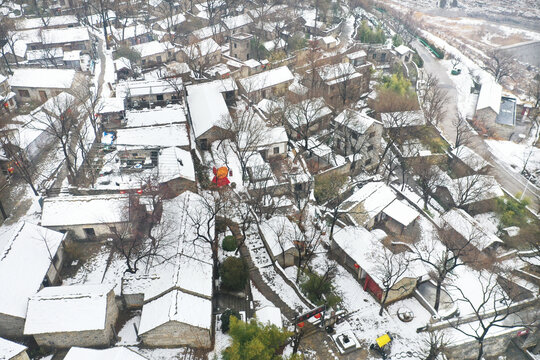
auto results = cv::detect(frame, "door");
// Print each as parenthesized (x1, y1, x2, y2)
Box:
(83, 228, 96, 239)
(39, 91, 48, 102)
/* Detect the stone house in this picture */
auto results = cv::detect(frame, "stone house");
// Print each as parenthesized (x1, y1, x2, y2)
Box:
(221, 14, 253, 39)
(331, 226, 420, 304)
(259, 216, 301, 268)
(238, 66, 294, 102)
(332, 109, 383, 172)
(285, 97, 333, 140)
(131, 41, 177, 68)
(9, 68, 78, 103)
(114, 25, 154, 46)
(115, 79, 182, 109)
(450, 145, 490, 177)
(346, 49, 367, 67)
(394, 44, 413, 63)
(115, 124, 190, 150)
(0, 221, 66, 338)
(379, 199, 420, 236)
(40, 194, 131, 240)
(157, 147, 197, 197)
(180, 38, 222, 71)
(229, 33, 253, 61)
(24, 284, 119, 348)
(15, 15, 79, 31)
(475, 79, 502, 129)
(98, 97, 126, 130)
(186, 80, 235, 150)
(314, 62, 368, 107)
(0, 337, 30, 360)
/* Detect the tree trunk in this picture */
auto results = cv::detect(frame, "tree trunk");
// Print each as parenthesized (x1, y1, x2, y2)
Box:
(476, 340, 484, 360)
(379, 290, 389, 316)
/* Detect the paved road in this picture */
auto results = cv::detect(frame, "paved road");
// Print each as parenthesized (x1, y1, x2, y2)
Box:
(412, 40, 540, 214)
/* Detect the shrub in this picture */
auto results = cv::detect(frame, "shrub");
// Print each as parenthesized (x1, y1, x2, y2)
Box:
(222, 235, 237, 252)
(220, 309, 240, 333)
(221, 257, 248, 292)
(497, 196, 530, 227)
(300, 271, 342, 308)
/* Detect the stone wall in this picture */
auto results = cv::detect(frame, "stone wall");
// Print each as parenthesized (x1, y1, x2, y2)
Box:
(11, 350, 30, 360)
(0, 313, 25, 338)
(445, 327, 523, 359)
(141, 321, 212, 348)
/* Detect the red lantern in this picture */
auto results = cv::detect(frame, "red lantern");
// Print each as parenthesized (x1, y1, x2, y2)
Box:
(136, 189, 143, 195)
(120, 190, 126, 194)
(354, 263, 360, 269)
(297, 322, 305, 328)
(314, 313, 321, 319)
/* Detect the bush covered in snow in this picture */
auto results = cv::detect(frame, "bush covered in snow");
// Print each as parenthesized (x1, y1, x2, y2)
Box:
(221, 257, 249, 292)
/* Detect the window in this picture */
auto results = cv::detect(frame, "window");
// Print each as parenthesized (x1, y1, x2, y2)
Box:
(200, 138, 208, 150)
(156, 94, 164, 101)
(156, 55, 162, 63)
(273, 146, 280, 154)
(247, 53, 250, 59)
(372, 53, 376, 59)
(365, 158, 372, 166)
(351, 133, 358, 140)
(18, 89, 30, 98)
(368, 131, 375, 139)
(367, 144, 374, 151)
(381, 53, 386, 62)
(109, 226, 117, 233)
(234, 43, 237, 48)
(83, 228, 96, 238)
(142, 59, 146, 65)
(234, 53, 238, 58)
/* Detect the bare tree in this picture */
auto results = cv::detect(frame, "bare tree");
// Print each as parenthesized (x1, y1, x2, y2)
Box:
(0, 17, 19, 70)
(412, 161, 442, 210)
(30, 94, 82, 185)
(448, 272, 524, 360)
(373, 248, 409, 316)
(451, 173, 496, 209)
(219, 108, 266, 182)
(452, 112, 473, 148)
(0, 133, 39, 195)
(284, 97, 331, 153)
(71, 78, 104, 141)
(295, 217, 323, 277)
(421, 72, 448, 126)
(483, 49, 514, 83)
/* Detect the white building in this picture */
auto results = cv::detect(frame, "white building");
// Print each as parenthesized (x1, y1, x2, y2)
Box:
(9, 68, 76, 103)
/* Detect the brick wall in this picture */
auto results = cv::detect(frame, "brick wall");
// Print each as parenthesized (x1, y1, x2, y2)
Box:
(141, 321, 212, 348)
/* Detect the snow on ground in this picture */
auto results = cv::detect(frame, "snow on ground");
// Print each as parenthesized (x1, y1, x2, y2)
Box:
(260, 266, 309, 313)
(486, 139, 540, 175)
(473, 212, 500, 235)
(251, 280, 275, 309)
(117, 312, 141, 346)
(63, 245, 127, 294)
(208, 316, 232, 359)
(102, 49, 115, 98)
(131, 347, 201, 360)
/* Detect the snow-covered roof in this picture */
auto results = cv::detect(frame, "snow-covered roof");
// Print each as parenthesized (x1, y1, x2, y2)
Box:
(317, 63, 357, 82)
(0, 221, 64, 319)
(263, 38, 286, 52)
(64, 347, 148, 360)
(125, 105, 186, 127)
(451, 145, 490, 172)
(132, 40, 170, 58)
(222, 13, 252, 30)
(320, 36, 336, 44)
(340, 182, 397, 226)
(259, 216, 301, 257)
(442, 208, 504, 251)
(444, 175, 504, 205)
(0, 337, 27, 358)
(41, 26, 90, 45)
(98, 97, 125, 114)
(380, 110, 426, 128)
(138, 289, 212, 334)
(382, 199, 419, 226)
(186, 82, 230, 138)
(158, 147, 195, 183)
(15, 15, 78, 30)
(116, 79, 178, 98)
(255, 306, 283, 328)
(41, 194, 129, 227)
(394, 44, 412, 56)
(26, 47, 63, 61)
(239, 66, 294, 93)
(155, 13, 186, 30)
(114, 57, 132, 71)
(122, 191, 214, 300)
(24, 284, 114, 335)
(260, 126, 288, 146)
(9, 68, 75, 89)
(116, 124, 189, 147)
(191, 24, 226, 40)
(183, 38, 220, 60)
(257, 98, 283, 114)
(63, 50, 81, 61)
(476, 79, 502, 114)
(115, 24, 152, 40)
(347, 50, 367, 60)
(334, 109, 378, 134)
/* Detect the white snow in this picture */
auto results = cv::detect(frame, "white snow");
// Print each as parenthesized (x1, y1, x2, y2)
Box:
(41, 194, 129, 227)
(125, 106, 186, 128)
(116, 313, 141, 346)
(64, 346, 148, 360)
(255, 306, 283, 328)
(486, 139, 540, 174)
(9, 68, 75, 89)
(442, 208, 504, 251)
(259, 216, 301, 258)
(157, 147, 195, 183)
(382, 199, 420, 226)
(238, 66, 294, 93)
(116, 124, 189, 147)
(186, 82, 231, 138)
(0, 337, 27, 358)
